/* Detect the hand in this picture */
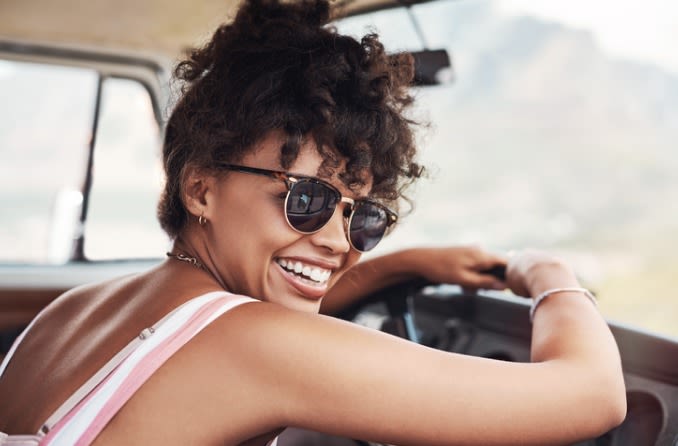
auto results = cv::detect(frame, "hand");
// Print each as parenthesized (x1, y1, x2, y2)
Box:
(505, 249, 580, 298)
(409, 246, 507, 290)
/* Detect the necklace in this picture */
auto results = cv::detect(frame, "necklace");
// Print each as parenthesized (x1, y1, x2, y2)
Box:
(166, 252, 207, 270)
(166, 251, 230, 291)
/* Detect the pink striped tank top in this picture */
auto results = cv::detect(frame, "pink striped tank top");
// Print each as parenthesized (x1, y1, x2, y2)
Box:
(0, 291, 276, 446)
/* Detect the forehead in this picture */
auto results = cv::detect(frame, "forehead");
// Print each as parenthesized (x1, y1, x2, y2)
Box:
(241, 132, 373, 197)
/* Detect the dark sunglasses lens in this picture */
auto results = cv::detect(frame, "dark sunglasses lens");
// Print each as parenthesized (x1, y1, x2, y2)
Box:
(286, 180, 338, 232)
(349, 202, 390, 252)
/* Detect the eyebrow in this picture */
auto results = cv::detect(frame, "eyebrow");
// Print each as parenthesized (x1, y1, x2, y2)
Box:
(218, 163, 374, 201)
(288, 171, 373, 201)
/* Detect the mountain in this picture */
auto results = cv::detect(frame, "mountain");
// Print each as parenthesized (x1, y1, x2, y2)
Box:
(382, 0, 678, 254)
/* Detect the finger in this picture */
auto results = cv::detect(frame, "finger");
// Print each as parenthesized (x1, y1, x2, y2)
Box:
(504, 269, 530, 298)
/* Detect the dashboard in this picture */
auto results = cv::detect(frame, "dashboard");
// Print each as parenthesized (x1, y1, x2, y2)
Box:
(339, 282, 678, 446)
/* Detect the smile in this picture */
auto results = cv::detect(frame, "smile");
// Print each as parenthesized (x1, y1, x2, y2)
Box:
(275, 258, 332, 285)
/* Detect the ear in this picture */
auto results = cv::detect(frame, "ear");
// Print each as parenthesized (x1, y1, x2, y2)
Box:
(182, 164, 214, 218)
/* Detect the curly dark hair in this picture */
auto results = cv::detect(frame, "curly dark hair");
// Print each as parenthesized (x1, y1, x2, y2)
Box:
(158, 0, 424, 238)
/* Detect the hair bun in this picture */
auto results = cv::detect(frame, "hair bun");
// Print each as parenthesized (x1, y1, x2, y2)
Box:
(243, 0, 330, 26)
(233, 0, 331, 43)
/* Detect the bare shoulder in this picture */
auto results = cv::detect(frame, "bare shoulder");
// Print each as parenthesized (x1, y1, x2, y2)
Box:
(93, 300, 344, 443)
(199, 299, 416, 368)
(127, 301, 452, 442)
(39, 272, 140, 317)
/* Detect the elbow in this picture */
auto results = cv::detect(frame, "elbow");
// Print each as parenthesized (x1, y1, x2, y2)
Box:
(574, 386, 626, 440)
(586, 369, 628, 435)
(606, 385, 628, 429)
(602, 363, 628, 429)
(600, 388, 627, 431)
(560, 357, 627, 438)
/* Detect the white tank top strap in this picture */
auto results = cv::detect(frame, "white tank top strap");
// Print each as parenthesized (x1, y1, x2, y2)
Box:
(38, 291, 257, 441)
(0, 432, 41, 446)
(36, 292, 208, 435)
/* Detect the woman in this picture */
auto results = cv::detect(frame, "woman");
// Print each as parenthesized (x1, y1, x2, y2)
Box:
(0, 0, 625, 444)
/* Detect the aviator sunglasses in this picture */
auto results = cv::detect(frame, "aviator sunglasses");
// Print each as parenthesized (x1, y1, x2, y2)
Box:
(217, 164, 398, 252)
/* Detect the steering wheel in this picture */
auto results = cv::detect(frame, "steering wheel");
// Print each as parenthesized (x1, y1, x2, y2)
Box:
(335, 265, 507, 343)
(335, 277, 431, 343)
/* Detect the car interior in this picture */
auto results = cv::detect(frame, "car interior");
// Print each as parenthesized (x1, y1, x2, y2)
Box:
(1, 0, 677, 445)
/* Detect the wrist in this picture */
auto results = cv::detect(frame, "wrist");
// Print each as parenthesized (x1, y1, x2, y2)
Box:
(530, 287, 597, 322)
(525, 260, 580, 297)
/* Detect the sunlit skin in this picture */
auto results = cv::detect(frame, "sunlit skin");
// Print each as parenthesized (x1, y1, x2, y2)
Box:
(177, 131, 365, 313)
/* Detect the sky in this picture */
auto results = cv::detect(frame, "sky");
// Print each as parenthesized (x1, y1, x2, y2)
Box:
(496, 0, 678, 75)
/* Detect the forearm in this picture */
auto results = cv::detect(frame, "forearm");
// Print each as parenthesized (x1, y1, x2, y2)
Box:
(322, 246, 507, 315)
(526, 263, 614, 363)
(321, 249, 423, 315)
(527, 265, 626, 427)
(531, 295, 617, 363)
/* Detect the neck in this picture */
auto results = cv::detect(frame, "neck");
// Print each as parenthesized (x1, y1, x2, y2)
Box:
(170, 235, 230, 291)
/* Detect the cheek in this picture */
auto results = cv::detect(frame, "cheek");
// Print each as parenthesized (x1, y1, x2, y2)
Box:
(211, 195, 292, 256)
(331, 251, 362, 283)
(347, 251, 362, 266)
(257, 203, 299, 245)
(237, 206, 296, 250)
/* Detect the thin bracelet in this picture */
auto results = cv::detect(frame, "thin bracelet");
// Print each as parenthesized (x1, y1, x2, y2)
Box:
(530, 287, 597, 323)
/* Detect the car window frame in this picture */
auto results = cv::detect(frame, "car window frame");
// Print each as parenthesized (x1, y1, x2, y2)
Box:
(0, 39, 169, 265)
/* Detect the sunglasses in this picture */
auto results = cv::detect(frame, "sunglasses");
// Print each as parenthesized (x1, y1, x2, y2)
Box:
(216, 164, 398, 252)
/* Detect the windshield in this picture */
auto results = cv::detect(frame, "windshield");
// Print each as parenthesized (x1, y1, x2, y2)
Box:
(337, 0, 678, 339)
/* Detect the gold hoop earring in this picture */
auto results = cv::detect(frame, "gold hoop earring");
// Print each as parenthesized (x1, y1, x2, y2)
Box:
(198, 214, 207, 226)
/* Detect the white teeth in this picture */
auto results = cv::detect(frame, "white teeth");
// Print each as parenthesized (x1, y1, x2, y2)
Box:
(276, 258, 332, 284)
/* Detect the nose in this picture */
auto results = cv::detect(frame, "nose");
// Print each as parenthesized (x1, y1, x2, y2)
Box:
(309, 202, 351, 253)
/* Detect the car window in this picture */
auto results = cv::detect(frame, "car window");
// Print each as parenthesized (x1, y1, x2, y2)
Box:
(336, 0, 678, 338)
(0, 60, 97, 264)
(0, 56, 168, 264)
(84, 77, 168, 260)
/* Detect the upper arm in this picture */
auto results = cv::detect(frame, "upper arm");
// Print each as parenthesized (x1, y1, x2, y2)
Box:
(195, 302, 620, 446)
